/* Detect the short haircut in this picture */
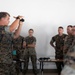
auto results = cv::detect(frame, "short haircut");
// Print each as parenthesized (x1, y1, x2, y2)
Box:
(29, 29, 34, 32)
(67, 25, 72, 28)
(0, 12, 10, 20)
(58, 26, 63, 29)
(72, 25, 75, 28)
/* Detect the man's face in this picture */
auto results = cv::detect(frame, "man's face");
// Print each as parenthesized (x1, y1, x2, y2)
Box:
(58, 28, 63, 35)
(29, 30, 34, 36)
(67, 27, 72, 35)
(0, 15, 10, 26)
(72, 27, 75, 36)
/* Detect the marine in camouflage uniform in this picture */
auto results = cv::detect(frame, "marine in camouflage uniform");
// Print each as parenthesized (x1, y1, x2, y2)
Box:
(66, 39, 75, 68)
(61, 39, 75, 75)
(0, 12, 23, 75)
(61, 26, 75, 75)
(0, 26, 16, 75)
(50, 27, 67, 75)
(63, 25, 73, 56)
(12, 36, 24, 75)
(63, 35, 74, 65)
(63, 35, 74, 55)
(63, 25, 74, 66)
(23, 36, 37, 75)
(50, 34, 67, 59)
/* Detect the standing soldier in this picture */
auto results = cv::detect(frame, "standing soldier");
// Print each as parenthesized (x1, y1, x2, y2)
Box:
(63, 25, 73, 55)
(50, 26, 67, 75)
(23, 29, 37, 75)
(0, 12, 24, 75)
(61, 26, 75, 75)
(12, 35, 24, 75)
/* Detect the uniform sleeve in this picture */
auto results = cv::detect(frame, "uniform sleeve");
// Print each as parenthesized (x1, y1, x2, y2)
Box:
(50, 36, 56, 43)
(33, 37, 36, 44)
(5, 26, 14, 37)
(64, 36, 69, 51)
(5, 26, 10, 33)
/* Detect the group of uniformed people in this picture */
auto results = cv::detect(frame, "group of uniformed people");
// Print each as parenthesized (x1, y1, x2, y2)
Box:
(0, 11, 75, 75)
(50, 25, 75, 75)
(12, 29, 37, 75)
(0, 12, 37, 75)
(0, 12, 24, 75)
(61, 26, 75, 75)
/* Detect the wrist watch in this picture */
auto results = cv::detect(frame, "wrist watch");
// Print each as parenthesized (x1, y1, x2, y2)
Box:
(16, 16, 24, 22)
(16, 16, 20, 19)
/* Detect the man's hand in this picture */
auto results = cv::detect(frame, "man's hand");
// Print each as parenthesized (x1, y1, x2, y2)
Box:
(13, 16, 24, 39)
(13, 16, 24, 20)
(27, 44, 36, 48)
(10, 15, 24, 32)
(23, 42, 26, 48)
(18, 16, 24, 20)
(19, 21, 23, 25)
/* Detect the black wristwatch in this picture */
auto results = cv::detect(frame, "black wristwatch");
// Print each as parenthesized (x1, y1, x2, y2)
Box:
(16, 16, 20, 19)
(16, 17, 24, 22)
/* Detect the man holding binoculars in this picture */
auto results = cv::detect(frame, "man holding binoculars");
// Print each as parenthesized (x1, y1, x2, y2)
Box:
(0, 12, 24, 75)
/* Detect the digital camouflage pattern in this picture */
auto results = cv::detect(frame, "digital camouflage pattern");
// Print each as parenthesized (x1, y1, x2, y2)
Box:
(0, 26, 16, 75)
(65, 39, 75, 69)
(23, 36, 36, 55)
(63, 35, 74, 55)
(0, 26, 13, 64)
(50, 34, 67, 59)
(23, 36, 37, 75)
(12, 36, 24, 74)
(12, 36, 24, 59)
(50, 34, 67, 75)
(0, 63, 16, 75)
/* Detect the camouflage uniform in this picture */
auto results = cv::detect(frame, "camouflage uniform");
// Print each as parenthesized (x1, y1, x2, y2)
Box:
(12, 36, 24, 75)
(50, 34, 67, 75)
(61, 39, 75, 75)
(63, 35, 74, 55)
(64, 39, 75, 68)
(23, 36, 37, 75)
(0, 26, 16, 75)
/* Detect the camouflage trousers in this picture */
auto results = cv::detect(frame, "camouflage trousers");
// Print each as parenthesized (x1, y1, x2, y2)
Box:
(23, 55, 37, 75)
(12, 51, 22, 75)
(15, 60, 22, 75)
(0, 63, 17, 75)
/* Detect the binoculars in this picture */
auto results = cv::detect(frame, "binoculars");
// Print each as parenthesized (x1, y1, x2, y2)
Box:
(20, 18, 24, 22)
(14, 16, 25, 22)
